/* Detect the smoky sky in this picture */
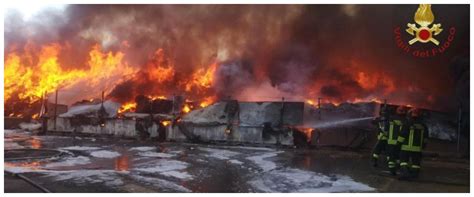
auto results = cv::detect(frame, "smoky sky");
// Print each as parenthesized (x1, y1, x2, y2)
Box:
(4, 4, 470, 111)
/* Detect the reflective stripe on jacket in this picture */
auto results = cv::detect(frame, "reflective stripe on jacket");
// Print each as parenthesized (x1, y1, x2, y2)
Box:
(377, 122, 388, 140)
(398, 123, 424, 152)
(388, 119, 403, 145)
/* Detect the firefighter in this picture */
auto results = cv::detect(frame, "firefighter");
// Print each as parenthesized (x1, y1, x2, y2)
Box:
(397, 108, 428, 180)
(371, 106, 390, 167)
(386, 105, 408, 175)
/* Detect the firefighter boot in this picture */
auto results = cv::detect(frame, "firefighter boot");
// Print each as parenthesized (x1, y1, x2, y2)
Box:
(388, 160, 397, 175)
(410, 165, 421, 179)
(389, 167, 397, 176)
(398, 165, 410, 180)
(372, 154, 379, 167)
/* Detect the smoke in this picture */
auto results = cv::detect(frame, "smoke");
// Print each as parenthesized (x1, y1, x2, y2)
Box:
(214, 60, 254, 99)
(4, 5, 470, 112)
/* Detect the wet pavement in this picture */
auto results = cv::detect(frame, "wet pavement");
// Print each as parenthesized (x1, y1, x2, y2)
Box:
(4, 129, 470, 193)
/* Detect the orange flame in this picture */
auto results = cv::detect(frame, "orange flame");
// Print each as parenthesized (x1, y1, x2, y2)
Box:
(182, 104, 191, 113)
(306, 99, 316, 107)
(147, 49, 175, 83)
(5, 43, 137, 105)
(149, 95, 167, 100)
(31, 113, 39, 120)
(199, 96, 216, 108)
(118, 102, 136, 114)
(299, 128, 313, 142)
(185, 61, 218, 92)
(161, 120, 171, 126)
(5, 44, 86, 102)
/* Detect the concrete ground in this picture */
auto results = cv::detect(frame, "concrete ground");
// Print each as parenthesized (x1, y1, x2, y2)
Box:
(4, 129, 470, 193)
(4, 174, 44, 193)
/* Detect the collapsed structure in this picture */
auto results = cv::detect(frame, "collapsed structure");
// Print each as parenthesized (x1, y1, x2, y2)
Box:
(46, 98, 304, 145)
(168, 101, 303, 145)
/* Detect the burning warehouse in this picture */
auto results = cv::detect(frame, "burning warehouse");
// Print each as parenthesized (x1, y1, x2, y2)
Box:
(3, 3, 471, 193)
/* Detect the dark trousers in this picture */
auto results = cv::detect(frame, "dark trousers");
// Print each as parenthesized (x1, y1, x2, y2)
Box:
(399, 150, 422, 178)
(372, 139, 387, 159)
(386, 144, 400, 173)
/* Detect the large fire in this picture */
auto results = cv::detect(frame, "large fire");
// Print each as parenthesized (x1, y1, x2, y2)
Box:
(3, 41, 426, 118)
(4, 5, 464, 119)
(4, 42, 223, 117)
(4, 40, 429, 119)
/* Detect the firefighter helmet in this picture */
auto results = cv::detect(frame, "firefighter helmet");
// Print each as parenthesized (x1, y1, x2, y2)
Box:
(408, 108, 422, 118)
(396, 106, 408, 115)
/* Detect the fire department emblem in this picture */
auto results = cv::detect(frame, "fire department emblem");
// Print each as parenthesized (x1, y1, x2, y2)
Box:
(406, 4, 443, 45)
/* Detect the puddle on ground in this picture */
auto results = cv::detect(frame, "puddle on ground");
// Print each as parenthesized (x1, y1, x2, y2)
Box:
(5, 160, 45, 171)
(115, 155, 131, 172)
(28, 137, 42, 149)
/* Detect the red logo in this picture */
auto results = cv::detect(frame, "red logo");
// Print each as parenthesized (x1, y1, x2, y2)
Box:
(394, 4, 456, 58)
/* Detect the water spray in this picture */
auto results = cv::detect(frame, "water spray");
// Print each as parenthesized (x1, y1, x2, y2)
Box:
(305, 116, 374, 129)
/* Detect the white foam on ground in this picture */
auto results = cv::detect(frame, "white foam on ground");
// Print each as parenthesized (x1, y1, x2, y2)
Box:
(160, 171, 193, 180)
(43, 170, 124, 187)
(129, 146, 156, 151)
(6, 163, 123, 188)
(61, 146, 101, 151)
(249, 168, 375, 192)
(137, 151, 174, 158)
(199, 147, 240, 160)
(134, 159, 192, 180)
(229, 159, 244, 165)
(90, 150, 121, 158)
(135, 159, 188, 173)
(129, 174, 191, 192)
(6, 153, 127, 187)
(45, 156, 91, 168)
(169, 150, 184, 154)
(246, 151, 283, 172)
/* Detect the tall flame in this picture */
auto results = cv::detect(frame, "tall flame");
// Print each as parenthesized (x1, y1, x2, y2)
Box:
(5, 44, 87, 102)
(5, 43, 137, 105)
(147, 49, 175, 83)
(185, 61, 218, 92)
